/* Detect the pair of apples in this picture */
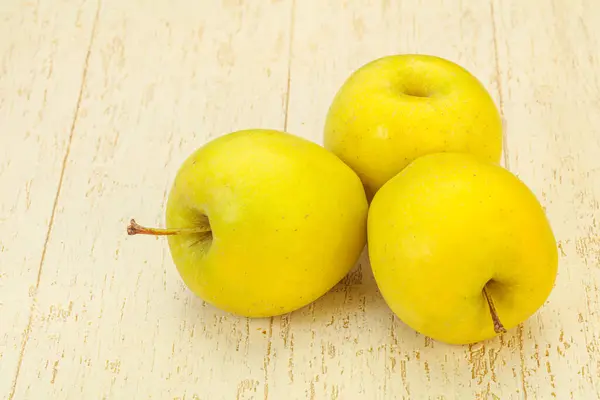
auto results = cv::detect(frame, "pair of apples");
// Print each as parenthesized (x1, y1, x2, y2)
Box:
(129, 54, 558, 345)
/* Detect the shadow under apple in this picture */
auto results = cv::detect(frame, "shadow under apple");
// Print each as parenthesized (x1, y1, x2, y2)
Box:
(161, 242, 552, 398)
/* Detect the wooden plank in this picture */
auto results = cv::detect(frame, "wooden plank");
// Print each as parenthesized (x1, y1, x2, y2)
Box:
(0, 1, 99, 398)
(281, 1, 526, 399)
(493, 0, 600, 398)
(9, 1, 294, 399)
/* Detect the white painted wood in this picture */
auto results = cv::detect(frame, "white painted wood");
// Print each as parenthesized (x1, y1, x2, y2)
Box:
(1, 0, 598, 399)
(0, 1, 99, 398)
(493, 0, 600, 398)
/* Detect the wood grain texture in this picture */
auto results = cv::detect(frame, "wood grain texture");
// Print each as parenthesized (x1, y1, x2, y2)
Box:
(0, 1, 98, 398)
(493, 0, 600, 397)
(1, 0, 598, 399)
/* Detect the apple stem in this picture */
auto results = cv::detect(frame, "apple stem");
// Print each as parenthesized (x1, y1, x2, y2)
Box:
(126, 219, 211, 236)
(483, 287, 507, 334)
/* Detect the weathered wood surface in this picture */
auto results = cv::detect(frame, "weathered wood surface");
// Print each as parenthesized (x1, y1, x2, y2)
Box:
(1, 1, 599, 399)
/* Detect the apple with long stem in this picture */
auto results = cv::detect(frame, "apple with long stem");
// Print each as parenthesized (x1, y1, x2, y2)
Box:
(128, 129, 369, 318)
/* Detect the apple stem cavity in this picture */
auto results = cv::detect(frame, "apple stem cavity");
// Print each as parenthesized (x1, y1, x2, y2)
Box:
(483, 287, 507, 334)
(126, 219, 211, 236)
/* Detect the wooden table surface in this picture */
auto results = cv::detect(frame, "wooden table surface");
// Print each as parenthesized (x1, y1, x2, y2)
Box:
(1, 1, 599, 399)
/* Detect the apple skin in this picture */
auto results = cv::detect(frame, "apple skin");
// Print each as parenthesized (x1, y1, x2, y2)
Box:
(323, 54, 503, 199)
(367, 152, 558, 345)
(164, 129, 368, 318)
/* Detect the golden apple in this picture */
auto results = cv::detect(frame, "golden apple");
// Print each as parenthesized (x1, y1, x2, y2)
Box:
(324, 54, 503, 199)
(129, 129, 368, 318)
(367, 152, 558, 345)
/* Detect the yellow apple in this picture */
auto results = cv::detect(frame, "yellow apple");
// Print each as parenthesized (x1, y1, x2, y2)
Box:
(128, 129, 368, 318)
(367, 152, 558, 345)
(324, 54, 503, 199)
